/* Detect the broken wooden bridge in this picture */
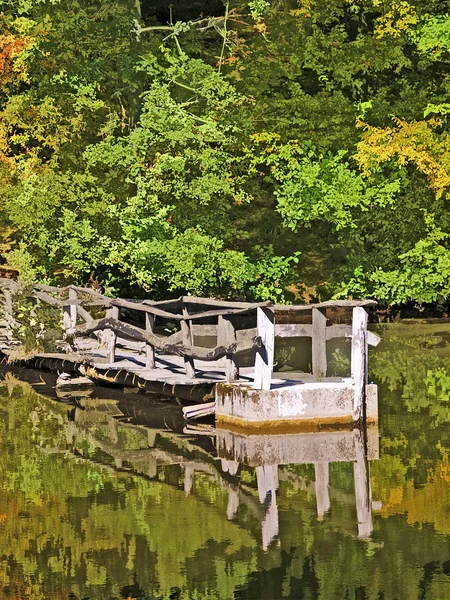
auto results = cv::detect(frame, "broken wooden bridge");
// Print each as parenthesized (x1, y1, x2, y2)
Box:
(0, 279, 380, 427)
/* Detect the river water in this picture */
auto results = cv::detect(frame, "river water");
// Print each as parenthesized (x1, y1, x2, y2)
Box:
(0, 321, 450, 600)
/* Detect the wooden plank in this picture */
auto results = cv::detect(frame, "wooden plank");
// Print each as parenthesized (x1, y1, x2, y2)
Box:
(312, 307, 327, 378)
(63, 288, 77, 333)
(254, 307, 275, 390)
(275, 324, 313, 338)
(351, 306, 368, 421)
(181, 306, 195, 378)
(145, 312, 156, 369)
(182, 401, 215, 420)
(217, 315, 239, 381)
(367, 331, 381, 347)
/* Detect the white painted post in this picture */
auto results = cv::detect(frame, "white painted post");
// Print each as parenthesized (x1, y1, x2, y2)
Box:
(312, 307, 327, 378)
(217, 315, 239, 381)
(145, 312, 156, 369)
(254, 307, 274, 390)
(314, 462, 330, 519)
(351, 307, 368, 421)
(181, 306, 195, 378)
(353, 428, 373, 538)
(63, 288, 77, 334)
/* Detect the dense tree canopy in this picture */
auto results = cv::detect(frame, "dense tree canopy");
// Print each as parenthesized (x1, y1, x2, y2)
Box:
(0, 0, 449, 305)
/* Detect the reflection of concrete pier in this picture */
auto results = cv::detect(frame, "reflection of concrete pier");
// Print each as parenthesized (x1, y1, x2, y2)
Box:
(217, 426, 378, 547)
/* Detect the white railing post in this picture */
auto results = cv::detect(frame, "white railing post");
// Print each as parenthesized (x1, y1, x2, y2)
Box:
(312, 307, 327, 378)
(351, 306, 368, 421)
(254, 306, 274, 390)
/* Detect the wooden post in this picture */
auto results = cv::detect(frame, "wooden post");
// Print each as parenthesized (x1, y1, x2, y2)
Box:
(181, 306, 195, 378)
(312, 307, 327, 378)
(63, 288, 77, 334)
(145, 312, 156, 369)
(314, 462, 330, 519)
(217, 315, 239, 381)
(254, 307, 274, 390)
(351, 306, 368, 421)
(106, 305, 119, 320)
(105, 305, 119, 364)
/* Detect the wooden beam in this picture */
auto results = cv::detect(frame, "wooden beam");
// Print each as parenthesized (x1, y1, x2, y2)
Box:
(254, 307, 274, 390)
(312, 307, 327, 378)
(75, 317, 261, 360)
(217, 315, 239, 381)
(351, 306, 368, 421)
(274, 299, 376, 312)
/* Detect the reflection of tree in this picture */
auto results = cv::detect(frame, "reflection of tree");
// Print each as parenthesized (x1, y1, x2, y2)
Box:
(2, 344, 450, 600)
(370, 326, 450, 493)
(0, 377, 257, 599)
(234, 551, 320, 600)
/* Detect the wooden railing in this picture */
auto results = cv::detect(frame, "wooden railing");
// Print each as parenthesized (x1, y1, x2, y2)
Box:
(0, 280, 380, 407)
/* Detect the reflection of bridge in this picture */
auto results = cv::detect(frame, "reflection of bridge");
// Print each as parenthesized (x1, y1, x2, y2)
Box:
(0, 279, 380, 425)
(41, 387, 379, 551)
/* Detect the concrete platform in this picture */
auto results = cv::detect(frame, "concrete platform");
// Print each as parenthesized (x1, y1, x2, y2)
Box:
(215, 380, 378, 430)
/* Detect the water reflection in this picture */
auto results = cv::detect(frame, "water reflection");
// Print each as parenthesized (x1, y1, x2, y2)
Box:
(5, 369, 379, 554)
(1, 320, 450, 600)
(216, 426, 378, 548)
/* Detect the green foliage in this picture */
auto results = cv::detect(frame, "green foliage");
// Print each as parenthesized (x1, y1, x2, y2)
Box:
(10, 288, 62, 353)
(335, 215, 450, 304)
(412, 14, 450, 58)
(0, 0, 450, 306)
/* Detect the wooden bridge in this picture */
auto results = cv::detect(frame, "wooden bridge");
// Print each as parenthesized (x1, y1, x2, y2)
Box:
(0, 279, 380, 422)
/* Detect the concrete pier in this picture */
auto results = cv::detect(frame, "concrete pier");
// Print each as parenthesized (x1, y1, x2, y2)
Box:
(215, 380, 378, 430)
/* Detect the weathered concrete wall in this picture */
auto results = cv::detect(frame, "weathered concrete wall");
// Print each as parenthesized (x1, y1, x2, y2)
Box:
(215, 381, 378, 429)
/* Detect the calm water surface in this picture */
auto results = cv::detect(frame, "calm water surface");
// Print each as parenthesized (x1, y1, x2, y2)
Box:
(1, 321, 450, 600)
